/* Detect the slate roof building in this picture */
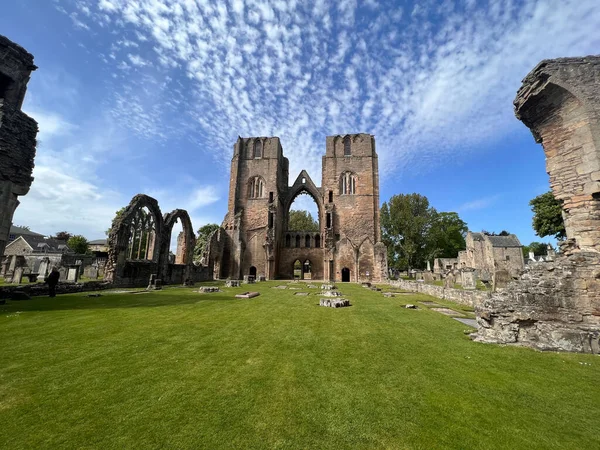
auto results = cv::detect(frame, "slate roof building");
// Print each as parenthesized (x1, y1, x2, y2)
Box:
(458, 231, 524, 280)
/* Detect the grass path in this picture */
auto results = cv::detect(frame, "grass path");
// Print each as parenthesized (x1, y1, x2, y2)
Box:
(1, 282, 598, 449)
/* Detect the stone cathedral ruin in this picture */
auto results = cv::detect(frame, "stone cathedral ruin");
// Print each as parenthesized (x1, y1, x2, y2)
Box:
(204, 134, 388, 283)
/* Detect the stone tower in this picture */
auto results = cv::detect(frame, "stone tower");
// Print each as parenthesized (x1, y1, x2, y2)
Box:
(207, 134, 387, 283)
(0, 35, 38, 258)
(322, 134, 386, 282)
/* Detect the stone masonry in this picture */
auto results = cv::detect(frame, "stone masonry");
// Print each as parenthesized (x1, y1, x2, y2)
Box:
(206, 134, 388, 282)
(0, 35, 38, 258)
(474, 56, 600, 353)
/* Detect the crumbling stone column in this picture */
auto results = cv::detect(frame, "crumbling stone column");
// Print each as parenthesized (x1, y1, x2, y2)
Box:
(474, 57, 600, 353)
(0, 35, 38, 258)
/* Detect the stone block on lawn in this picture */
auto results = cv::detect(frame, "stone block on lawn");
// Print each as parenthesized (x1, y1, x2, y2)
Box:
(225, 280, 240, 287)
(294, 292, 310, 296)
(321, 290, 343, 297)
(235, 292, 260, 299)
(320, 298, 351, 308)
(321, 284, 336, 290)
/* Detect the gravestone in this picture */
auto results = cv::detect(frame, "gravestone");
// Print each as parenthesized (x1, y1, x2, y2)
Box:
(461, 269, 477, 290)
(11, 266, 24, 284)
(225, 279, 240, 287)
(67, 266, 79, 282)
(243, 275, 255, 284)
(38, 259, 50, 278)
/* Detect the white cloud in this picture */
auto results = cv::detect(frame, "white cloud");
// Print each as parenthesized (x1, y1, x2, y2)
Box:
(57, 0, 600, 183)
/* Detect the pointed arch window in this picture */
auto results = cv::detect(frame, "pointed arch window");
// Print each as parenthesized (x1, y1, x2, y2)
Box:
(305, 234, 311, 248)
(315, 234, 321, 248)
(343, 136, 351, 156)
(339, 172, 357, 195)
(254, 139, 262, 158)
(248, 176, 265, 199)
(295, 235, 301, 248)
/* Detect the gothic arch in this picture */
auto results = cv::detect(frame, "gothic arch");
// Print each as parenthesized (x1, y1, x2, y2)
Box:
(284, 170, 325, 231)
(161, 209, 196, 279)
(105, 194, 164, 282)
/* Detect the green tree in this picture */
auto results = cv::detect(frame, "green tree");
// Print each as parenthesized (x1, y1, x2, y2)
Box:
(67, 235, 90, 255)
(106, 207, 126, 236)
(288, 210, 319, 231)
(530, 191, 566, 240)
(426, 212, 467, 260)
(53, 231, 72, 241)
(522, 241, 551, 258)
(381, 193, 435, 271)
(194, 223, 220, 263)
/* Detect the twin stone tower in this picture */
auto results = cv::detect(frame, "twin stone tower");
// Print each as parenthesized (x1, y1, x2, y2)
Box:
(205, 134, 388, 283)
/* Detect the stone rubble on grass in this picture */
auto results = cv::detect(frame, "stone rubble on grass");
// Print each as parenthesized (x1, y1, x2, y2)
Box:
(405, 304, 418, 309)
(383, 292, 395, 298)
(321, 284, 336, 290)
(320, 290, 343, 297)
(225, 280, 240, 287)
(307, 284, 318, 289)
(198, 286, 221, 293)
(320, 298, 351, 308)
(273, 285, 287, 289)
(294, 292, 310, 296)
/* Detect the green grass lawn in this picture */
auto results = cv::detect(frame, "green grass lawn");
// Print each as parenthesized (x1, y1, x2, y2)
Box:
(1, 281, 598, 449)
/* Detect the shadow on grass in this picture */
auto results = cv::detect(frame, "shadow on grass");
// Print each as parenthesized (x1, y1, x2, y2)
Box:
(2, 287, 243, 312)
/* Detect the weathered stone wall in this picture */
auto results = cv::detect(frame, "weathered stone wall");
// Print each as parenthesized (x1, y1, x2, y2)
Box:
(389, 279, 490, 307)
(0, 35, 37, 258)
(474, 56, 600, 353)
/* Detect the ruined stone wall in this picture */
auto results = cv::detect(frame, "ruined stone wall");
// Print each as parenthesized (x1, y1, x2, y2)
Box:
(390, 279, 490, 307)
(474, 56, 600, 353)
(491, 246, 524, 277)
(0, 36, 37, 258)
(278, 248, 324, 279)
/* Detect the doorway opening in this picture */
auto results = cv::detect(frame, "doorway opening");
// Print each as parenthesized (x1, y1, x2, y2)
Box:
(341, 267, 350, 282)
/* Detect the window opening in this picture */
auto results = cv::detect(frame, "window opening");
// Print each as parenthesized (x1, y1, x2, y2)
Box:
(254, 139, 262, 158)
(343, 136, 351, 156)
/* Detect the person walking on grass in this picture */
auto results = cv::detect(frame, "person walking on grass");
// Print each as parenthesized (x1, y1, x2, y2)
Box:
(45, 267, 60, 298)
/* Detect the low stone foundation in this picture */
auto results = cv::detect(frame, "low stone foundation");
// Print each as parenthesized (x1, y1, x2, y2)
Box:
(0, 281, 113, 299)
(389, 279, 490, 307)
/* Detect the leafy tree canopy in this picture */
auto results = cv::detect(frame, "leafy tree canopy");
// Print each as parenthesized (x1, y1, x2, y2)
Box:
(53, 231, 72, 241)
(288, 210, 319, 232)
(522, 241, 551, 258)
(530, 191, 566, 240)
(194, 223, 220, 263)
(380, 193, 467, 271)
(67, 235, 90, 255)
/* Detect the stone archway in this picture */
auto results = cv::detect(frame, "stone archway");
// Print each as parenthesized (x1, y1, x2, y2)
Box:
(161, 209, 196, 283)
(105, 194, 164, 284)
(283, 170, 325, 232)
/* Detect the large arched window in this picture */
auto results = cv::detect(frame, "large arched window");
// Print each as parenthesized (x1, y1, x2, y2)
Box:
(340, 172, 357, 195)
(285, 234, 291, 248)
(343, 136, 351, 156)
(254, 139, 262, 158)
(248, 176, 265, 199)
(315, 234, 321, 248)
(305, 234, 311, 248)
(126, 207, 157, 261)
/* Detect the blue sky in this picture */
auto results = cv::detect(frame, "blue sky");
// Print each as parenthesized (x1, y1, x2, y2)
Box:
(3, 0, 600, 249)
